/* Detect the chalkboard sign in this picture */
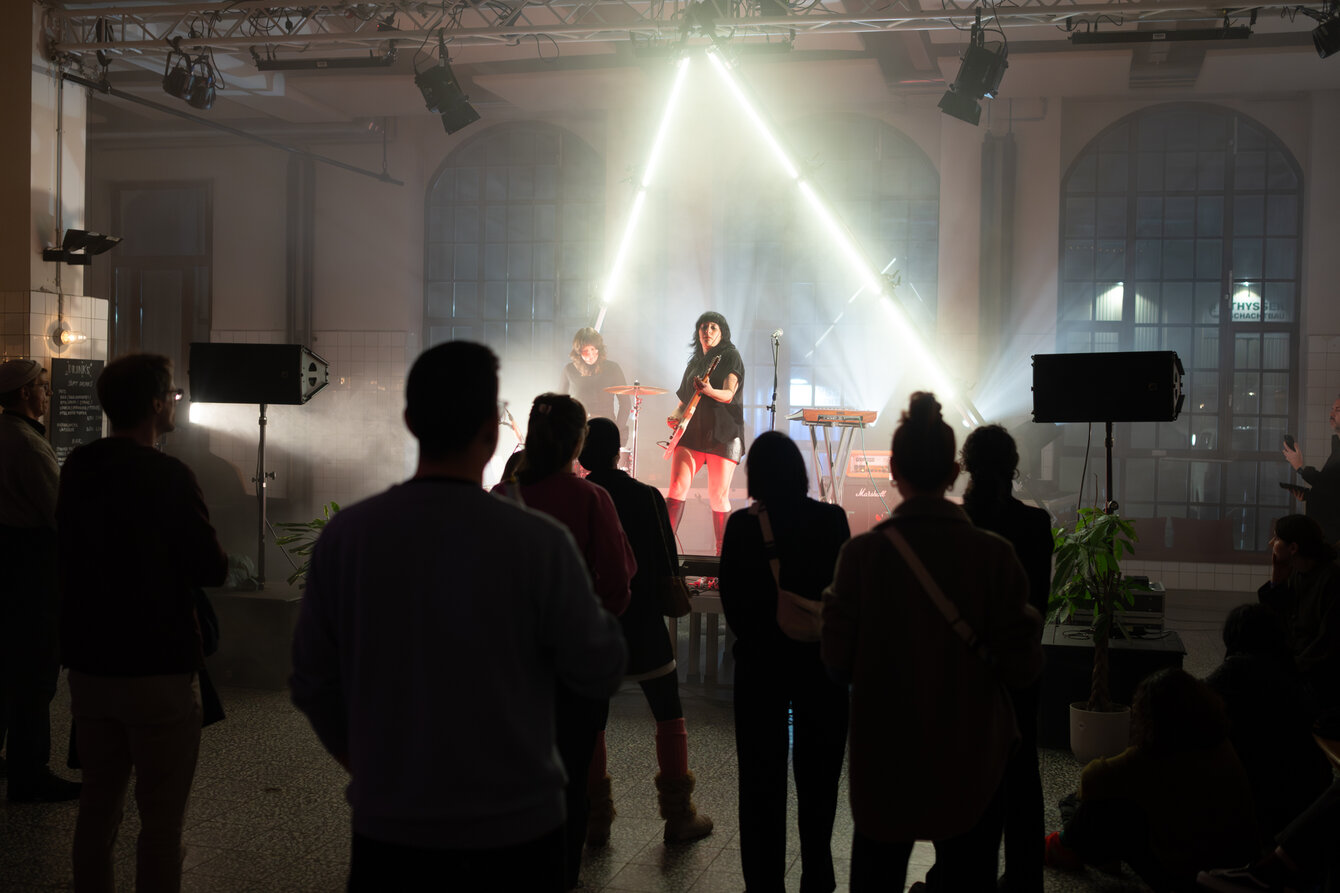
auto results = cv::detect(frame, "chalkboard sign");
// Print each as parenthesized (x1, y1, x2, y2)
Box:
(50, 358, 104, 464)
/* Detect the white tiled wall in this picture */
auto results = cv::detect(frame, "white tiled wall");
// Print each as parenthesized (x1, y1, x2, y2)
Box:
(1121, 559, 1265, 593)
(1305, 334, 1340, 461)
(0, 291, 108, 365)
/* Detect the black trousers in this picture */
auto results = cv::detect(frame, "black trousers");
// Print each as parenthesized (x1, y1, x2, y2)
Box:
(1000, 680, 1044, 893)
(554, 683, 610, 889)
(850, 783, 1006, 893)
(734, 648, 848, 893)
(348, 824, 565, 891)
(0, 529, 59, 791)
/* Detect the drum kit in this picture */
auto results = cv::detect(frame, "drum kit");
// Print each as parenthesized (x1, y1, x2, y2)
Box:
(604, 380, 668, 478)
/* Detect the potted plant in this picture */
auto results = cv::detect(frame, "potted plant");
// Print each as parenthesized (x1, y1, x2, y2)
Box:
(273, 502, 339, 588)
(1048, 505, 1144, 763)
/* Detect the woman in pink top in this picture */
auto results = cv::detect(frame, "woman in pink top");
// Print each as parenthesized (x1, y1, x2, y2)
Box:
(492, 393, 635, 891)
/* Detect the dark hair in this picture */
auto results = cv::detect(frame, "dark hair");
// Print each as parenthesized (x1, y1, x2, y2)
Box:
(1272, 514, 1338, 562)
(578, 417, 621, 472)
(1130, 667, 1229, 753)
(891, 392, 957, 492)
(501, 449, 526, 483)
(687, 311, 732, 358)
(97, 354, 173, 430)
(1221, 602, 1289, 657)
(962, 424, 1019, 510)
(569, 327, 606, 376)
(745, 431, 809, 504)
(519, 393, 587, 483)
(406, 341, 498, 457)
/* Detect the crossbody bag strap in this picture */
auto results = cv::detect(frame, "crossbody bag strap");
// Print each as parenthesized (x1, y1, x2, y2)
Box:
(882, 525, 988, 661)
(748, 503, 783, 589)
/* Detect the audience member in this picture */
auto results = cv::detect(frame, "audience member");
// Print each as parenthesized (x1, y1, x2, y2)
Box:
(1206, 602, 1331, 842)
(59, 354, 228, 892)
(961, 423, 1053, 893)
(718, 431, 851, 893)
(1046, 668, 1258, 892)
(0, 359, 79, 802)
(291, 342, 626, 891)
(1199, 779, 1340, 893)
(823, 392, 1043, 891)
(1257, 513, 1340, 715)
(578, 417, 714, 846)
(491, 392, 636, 891)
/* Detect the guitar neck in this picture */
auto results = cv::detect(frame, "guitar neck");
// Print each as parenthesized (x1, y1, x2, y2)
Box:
(664, 355, 722, 459)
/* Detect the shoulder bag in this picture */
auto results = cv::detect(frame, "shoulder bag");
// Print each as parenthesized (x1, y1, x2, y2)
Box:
(752, 503, 822, 642)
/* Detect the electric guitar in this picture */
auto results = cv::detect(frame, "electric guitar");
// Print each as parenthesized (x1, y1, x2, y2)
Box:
(664, 355, 722, 459)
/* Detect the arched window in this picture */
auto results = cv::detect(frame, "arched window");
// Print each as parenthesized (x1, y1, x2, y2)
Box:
(1058, 105, 1301, 552)
(423, 123, 605, 390)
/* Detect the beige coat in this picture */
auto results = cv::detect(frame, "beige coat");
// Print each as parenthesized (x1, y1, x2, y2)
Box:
(822, 496, 1043, 841)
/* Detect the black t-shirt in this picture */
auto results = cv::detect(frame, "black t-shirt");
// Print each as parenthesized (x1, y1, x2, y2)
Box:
(561, 360, 626, 421)
(675, 345, 745, 448)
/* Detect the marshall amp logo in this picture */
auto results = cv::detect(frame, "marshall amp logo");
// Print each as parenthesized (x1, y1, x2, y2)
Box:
(854, 486, 888, 499)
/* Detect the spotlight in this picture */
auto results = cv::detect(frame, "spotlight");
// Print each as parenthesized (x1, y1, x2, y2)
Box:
(938, 11, 1008, 126)
(415, 62, 480, 135)
(42, 228, 122, 266)
(162, 43, 218, 110)
(1316, 16, 1340, 58)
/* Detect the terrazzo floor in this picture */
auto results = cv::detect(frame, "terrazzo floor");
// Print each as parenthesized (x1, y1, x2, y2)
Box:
(0, 589, 1240, 892)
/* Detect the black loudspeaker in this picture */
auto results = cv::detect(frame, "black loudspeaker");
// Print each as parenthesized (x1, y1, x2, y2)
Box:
(1032, 351, 1184, 423)
(188, 343, 330, 405)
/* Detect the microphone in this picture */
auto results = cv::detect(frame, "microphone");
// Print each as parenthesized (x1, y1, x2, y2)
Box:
(770, 328, 783, 340)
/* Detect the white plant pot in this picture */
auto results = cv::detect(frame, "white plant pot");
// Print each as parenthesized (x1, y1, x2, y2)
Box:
(1069, 702, 1131, 765)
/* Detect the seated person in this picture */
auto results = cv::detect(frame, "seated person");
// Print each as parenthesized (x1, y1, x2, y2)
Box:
(1258, 514, 1340, 716)
(1206, 603, 1332, 843)
(1046, 668, 1259, 893)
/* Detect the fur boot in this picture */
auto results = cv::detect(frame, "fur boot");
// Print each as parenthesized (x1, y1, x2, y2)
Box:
(654, 770, 714, 843)
(585, 773, 615, 847)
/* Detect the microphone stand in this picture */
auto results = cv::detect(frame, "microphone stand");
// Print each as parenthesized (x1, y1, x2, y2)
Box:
(767, 333, 781, 431)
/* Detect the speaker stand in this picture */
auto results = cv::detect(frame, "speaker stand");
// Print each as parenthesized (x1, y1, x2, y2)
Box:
(1104, 420, 1117, 515)
(252, 402, 276, 588)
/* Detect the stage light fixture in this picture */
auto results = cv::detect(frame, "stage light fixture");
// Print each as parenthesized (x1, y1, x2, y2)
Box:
(162, 44, 218, 110)
(938, 12, 1008, 126)
(42, 228, 123, 265)
(415, 59, 480, 135)
(1316, 15, 1340, 57)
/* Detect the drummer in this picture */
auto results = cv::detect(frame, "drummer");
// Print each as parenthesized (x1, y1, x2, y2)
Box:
(561, 327, 625, 422)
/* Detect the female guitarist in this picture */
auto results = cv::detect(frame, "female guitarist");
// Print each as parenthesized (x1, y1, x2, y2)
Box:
(665, 311, 745, 555)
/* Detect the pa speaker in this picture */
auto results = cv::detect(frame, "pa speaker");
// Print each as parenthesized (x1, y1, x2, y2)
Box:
(1032, 351, 1184, 423)
(189, 343, 330, 405)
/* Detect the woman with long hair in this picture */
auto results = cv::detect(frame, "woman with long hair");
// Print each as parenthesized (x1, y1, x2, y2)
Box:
(961, 424, 1053, 893)
(577, 418, 714, 847)
(561, 327, 625, 422)
(491, 393, 636, 891)
(1046, 668, 1258, 892)
(823, 392, 1043, 891)
(719, 431, 851, 893)
(665, 311, 745, 555)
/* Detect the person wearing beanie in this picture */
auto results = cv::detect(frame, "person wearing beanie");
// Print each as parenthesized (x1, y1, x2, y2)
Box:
(0, 358, 81, 803)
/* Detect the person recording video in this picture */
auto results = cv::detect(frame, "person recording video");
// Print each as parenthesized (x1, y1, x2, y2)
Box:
(1282, 395, 1340, 546)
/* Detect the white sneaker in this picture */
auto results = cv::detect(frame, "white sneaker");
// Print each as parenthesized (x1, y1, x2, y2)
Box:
(1196, 866, 1296, 893)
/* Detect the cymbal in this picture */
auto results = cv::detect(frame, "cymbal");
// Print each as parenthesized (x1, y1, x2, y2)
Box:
(605, 384, 668, 396)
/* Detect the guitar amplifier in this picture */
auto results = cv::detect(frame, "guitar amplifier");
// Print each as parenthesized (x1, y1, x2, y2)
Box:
(843, 479, 898, 535)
